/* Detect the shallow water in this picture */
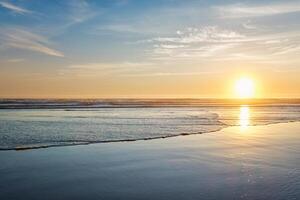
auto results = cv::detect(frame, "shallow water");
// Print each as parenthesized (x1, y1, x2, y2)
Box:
(1, 100, 300, 150)
(0, 122, 299, 200)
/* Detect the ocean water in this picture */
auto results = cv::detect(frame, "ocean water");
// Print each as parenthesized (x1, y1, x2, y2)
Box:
(0, 99, 300, 150)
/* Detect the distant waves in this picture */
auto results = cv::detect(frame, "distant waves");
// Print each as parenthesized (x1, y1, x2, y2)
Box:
(1, 98, 300, 109)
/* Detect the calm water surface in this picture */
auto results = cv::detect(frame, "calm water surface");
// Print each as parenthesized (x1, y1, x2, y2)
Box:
(0, 122, 299, 200)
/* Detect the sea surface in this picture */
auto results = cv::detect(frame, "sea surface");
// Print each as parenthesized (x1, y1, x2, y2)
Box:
(1, 122, 299, 200)
(1, 99, 300, 150)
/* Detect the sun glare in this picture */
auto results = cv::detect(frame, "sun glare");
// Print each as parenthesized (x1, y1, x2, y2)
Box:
(234, 77, 255, 99)
(239, 105, 250, 131)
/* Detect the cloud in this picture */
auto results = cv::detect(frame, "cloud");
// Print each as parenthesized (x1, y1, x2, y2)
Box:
(242, 21, 257, 30)
(0, 28, 64, 57)
(60, 62, 155, 76)
(0, 1, 97, 58)
(215, 2, 300, 18)
(146, 26, 245, 59)
(6, 58, 24, 62)
(139, 25, 300, 62)
(59, 61, 223, 78)
(154, 44, 185, 49)
(271, 45, 300, 56)
(151, 26, 246, 44)
(0, 1, 31, 14)
(66, 0, 98, 24)
(123, 71, 222, 77)
(97, 24, 148, 34)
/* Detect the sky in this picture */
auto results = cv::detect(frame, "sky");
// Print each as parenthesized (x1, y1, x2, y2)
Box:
(0, 0, 299, 98)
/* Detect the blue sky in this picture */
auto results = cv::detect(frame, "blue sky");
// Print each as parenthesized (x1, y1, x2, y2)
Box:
(0, 0, 300, 98)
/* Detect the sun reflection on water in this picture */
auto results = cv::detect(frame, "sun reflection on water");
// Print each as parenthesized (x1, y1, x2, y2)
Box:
(239, 105, 250, 131)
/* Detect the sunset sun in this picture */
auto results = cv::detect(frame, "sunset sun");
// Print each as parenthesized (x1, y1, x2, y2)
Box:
(234, 77, 255, 99)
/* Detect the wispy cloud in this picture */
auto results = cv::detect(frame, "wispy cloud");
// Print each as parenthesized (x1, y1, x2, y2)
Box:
(66, 0, 98, 25)
(271, 45, 300, 56)
(47, 0, 99, 37)
(0, 1, 31, 14)
(242, 20, 257, 30)
(97, 24, 149, 34)
(0, 28, 64, 57)
(6, 58, 24, 63)
(215, 2, 300, 18)
(0, 1, 98, 58)
(123, 71, 222, 77)
(59, 61, 223, 78)
(145, 26, 245, 60)
(60, 62, 154, 76)
(139, 25, 300, 62)
(152, 26, 246, 43)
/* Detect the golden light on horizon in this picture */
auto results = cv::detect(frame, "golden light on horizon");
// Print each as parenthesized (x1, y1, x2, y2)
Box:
(234, 77, 255, 99)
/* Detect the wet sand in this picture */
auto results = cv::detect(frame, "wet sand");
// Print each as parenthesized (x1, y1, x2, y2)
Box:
(1, 122, 300, 200)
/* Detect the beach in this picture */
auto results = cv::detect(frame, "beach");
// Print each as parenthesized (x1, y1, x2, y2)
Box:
(1, 121, 299, 200)
(1, 0, 300, 199)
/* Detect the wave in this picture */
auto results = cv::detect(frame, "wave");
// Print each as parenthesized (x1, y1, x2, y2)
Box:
(1, 98, 300, 109)
(2, 120, 300, 151)
(1, 104, 300, 151)
(0, 128, 225, 151)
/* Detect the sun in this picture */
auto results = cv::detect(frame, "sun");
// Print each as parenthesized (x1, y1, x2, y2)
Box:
(234, 77, 255, 98)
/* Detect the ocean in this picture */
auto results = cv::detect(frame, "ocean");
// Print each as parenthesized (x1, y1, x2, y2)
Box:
(1, 99, 300, 150)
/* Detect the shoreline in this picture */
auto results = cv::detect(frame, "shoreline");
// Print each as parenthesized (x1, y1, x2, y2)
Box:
(1, 121, 299, 200)
(2, 120, 300, 151)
